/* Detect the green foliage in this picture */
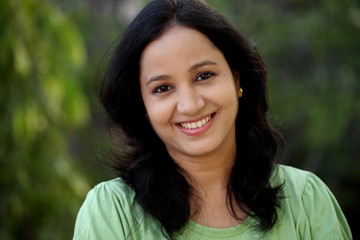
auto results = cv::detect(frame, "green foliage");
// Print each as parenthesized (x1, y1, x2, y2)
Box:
(0, 0, 90, 239)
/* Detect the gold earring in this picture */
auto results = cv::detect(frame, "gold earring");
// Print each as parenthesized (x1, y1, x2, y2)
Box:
(239, 88, 243, 97)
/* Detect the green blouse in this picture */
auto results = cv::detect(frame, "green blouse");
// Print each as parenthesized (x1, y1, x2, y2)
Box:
(73, 165, 352, 239)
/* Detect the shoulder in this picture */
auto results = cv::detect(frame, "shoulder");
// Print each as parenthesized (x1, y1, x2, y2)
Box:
(88, 178, 135, 205)
(73, 178, 142, 239)
(273, 164, 317, 186)
(273, 164, 341, 215)
(272, 164, 336, 199)
(270, 164, 352, 240)
(80, 178, 138, 218)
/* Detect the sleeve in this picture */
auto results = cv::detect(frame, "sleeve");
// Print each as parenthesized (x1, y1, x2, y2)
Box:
(301, 173, 352, 240)
(72, 183, 130, 240)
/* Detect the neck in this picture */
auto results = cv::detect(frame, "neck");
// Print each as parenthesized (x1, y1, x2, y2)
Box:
(167, 135, 247, 228)
(168, 139, 236, 191)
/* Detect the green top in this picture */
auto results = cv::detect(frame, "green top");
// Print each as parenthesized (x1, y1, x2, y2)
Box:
(73, 165, 352, 239)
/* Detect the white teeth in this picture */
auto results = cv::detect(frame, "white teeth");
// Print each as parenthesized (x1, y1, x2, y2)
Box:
(180, 115, 212, 129)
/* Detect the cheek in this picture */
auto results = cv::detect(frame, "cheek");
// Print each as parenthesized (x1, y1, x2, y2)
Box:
(145, 101, 175, 144)
(143, 98, 174, 128)
(211, 80, 238, 106)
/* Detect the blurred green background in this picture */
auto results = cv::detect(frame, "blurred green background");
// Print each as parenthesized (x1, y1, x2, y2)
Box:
(0, 0, 358, 239)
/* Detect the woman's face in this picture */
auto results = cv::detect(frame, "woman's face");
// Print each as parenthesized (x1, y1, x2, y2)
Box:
(140, 26, 241, 160)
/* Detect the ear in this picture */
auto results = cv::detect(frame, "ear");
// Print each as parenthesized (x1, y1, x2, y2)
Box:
(238, 88, 243, 98)
(232, 70, 242, 98)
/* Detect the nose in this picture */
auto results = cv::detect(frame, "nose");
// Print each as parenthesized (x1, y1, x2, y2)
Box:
(177, 87, 205, 115)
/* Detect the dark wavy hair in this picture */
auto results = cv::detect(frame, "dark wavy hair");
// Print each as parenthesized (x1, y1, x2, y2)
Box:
(99, 0, 284, 238)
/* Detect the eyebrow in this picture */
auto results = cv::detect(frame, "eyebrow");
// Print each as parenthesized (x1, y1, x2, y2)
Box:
(189, 60, 217, 72)
(145, 60, 217, 86)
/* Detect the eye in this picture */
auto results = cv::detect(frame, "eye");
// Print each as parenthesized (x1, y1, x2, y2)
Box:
(153, 84, 173, 94)
(196, 72, 214, 81)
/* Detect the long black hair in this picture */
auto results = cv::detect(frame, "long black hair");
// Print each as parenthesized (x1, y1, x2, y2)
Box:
(99, 0, 284, 237)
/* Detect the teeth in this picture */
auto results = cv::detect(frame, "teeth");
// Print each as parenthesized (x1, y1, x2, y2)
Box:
(180, 115, 212, 129)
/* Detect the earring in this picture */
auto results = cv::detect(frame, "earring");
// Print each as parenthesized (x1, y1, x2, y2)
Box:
(239, 88, 243, 97)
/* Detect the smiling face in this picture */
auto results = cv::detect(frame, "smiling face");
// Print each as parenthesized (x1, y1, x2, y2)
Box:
(140, 26, 241, 161)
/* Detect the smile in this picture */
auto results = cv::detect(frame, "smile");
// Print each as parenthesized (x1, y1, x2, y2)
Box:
(178, 114, 213, 129)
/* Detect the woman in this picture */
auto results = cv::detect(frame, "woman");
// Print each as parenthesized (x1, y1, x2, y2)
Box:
(73, 0, 352, 239)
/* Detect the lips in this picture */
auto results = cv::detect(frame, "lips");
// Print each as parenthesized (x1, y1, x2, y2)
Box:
(179, 115, 212, 129)
(176, 113, 215, 136)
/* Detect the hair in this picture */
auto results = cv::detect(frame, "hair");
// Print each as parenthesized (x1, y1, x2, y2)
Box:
(99, 0, 284, 238)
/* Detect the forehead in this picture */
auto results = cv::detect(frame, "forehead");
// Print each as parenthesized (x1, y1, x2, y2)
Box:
(146, 25, 216, 50)
(139, 26, 223, 72)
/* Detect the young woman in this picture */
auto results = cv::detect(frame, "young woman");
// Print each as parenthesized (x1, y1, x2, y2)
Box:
(73, 0, 352, 239)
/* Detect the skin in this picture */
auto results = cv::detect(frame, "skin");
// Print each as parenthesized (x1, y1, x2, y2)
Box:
(139, 26, 246, 228)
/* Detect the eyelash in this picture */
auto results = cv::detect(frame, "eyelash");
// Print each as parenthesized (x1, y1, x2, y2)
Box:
(153, 85, 173, 94)
(152, 72, 215, 94)
(195, 72, 214, 81)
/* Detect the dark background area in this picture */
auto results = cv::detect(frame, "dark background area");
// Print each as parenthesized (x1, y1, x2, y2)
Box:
(1, 0, 358, 239)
